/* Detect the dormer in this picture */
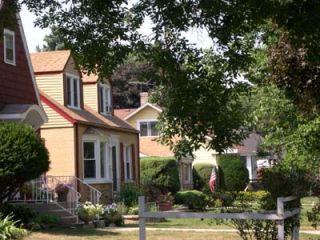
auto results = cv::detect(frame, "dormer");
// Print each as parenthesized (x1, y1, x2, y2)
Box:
(31, 50, 84, 110)
(82, 73, 112, 115)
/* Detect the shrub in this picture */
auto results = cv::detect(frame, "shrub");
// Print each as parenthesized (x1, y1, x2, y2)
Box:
(218, 155, 249, 192)
(104, 203, 124, 227)
(235, 191, 269, 203)
(34, 214, 61, 226)
(0, 122, 50, 202)
(193, 163, 216, 192)
(120, 184, 144, 208)
(0, 203, 36, 225)
(211, 192, 235, 207)
(140, 157, 180, 197)
(175, 190, 208, 210)
(0, 214, 28, 239)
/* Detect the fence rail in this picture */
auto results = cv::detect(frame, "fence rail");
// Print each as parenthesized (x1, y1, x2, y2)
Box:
(138, 196, 300, 240)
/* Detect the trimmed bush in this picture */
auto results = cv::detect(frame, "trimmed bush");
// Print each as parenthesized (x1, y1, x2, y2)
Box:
(218, 154, 249, 192)
(140, 157, 180, 196)
(193, 163, 218, 192)
(235, 191, 269, 203)
(120, 184, 144, 207)
(0, 203, 36, 225)
(175, 190, 208, 210)
(0, 122, 50, 202)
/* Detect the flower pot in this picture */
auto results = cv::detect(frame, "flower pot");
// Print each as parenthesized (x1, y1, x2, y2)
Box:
(158, 202, 172, 211)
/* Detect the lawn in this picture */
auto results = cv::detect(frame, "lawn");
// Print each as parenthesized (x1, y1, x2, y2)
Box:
(26, 228, 320, 240)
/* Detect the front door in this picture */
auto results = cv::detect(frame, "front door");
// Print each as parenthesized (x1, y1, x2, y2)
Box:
(112, 146, 118, 192)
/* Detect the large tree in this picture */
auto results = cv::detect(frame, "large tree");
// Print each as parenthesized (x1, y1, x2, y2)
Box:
(3, 0, 320, 157)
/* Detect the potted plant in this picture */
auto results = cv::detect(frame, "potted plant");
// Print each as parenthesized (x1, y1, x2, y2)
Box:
(55, 184, 70, 202)
(104, 203, 124, 227)
(157, 192, 174, 211)
(78, 201, 103, 225)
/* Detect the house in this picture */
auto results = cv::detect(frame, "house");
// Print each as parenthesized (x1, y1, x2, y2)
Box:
(0, 13, 47, 128)
(114, 92, 193, 190)
(193, 133, 263, 181)
(30, 50, 140, 204)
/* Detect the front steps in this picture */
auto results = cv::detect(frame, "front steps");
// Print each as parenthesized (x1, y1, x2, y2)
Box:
(13, 202, 78, 225)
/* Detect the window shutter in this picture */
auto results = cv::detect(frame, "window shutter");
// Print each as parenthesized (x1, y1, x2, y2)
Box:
(120, 142, 124, 181)
(97, 85, 101, 113)
(79, 79, 84, 109)
(63, 74, 68, 106)
(131, 144, 136, 181)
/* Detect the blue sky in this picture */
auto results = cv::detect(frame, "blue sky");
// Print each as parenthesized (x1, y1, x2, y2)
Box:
(20, 5, 213, 52)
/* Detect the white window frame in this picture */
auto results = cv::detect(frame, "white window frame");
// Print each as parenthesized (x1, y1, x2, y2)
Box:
(3, 29, 16, 65)
(137, 119, 159, 137)
(124, 145, 133, 182)
(66, 74, 81, 109)
(99, 84, 112, 115)
(83, 140, 97, 180)
(83, 134, 113, 184)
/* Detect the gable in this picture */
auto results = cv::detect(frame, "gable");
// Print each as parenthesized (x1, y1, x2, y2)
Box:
(126, 105, 160, 128)
(0, 16, 38, 105)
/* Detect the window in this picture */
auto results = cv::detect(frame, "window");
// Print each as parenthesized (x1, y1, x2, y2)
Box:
(3, 29, 15, 65)
(100, 142, 106, 178)
(124, 145, 132, 181)
(66, 75, 80, 109)
(139, 121, 159, 136)
(99, 84, 111, 114)
(83, 141, 96, 178)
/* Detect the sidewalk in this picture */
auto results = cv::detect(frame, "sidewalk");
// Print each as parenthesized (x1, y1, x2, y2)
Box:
(110, 227, 320, 235)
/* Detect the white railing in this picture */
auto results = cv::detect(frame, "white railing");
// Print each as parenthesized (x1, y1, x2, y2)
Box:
(138, 196, 300, 240)
(52, 176, 102, 205)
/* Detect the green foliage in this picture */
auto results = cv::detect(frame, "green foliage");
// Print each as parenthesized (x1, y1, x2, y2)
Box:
(192, 163, 215, 192)
(261, 165, 312, 207)
(36, 26, 66, 52)
(175, 190, 208, 211)
(0, 122, 50, 202)
(34, 214, 60, 226)
(218, 155, 249, 192)
(140, 157, 180, 196)
(235, 191, 269, 203)
(0, 214, 28, 240)
(211, 192, 235, 207)
(0, 204, 36, 225)
(307, 201, 320, 229)
(120, 184, 143, 208)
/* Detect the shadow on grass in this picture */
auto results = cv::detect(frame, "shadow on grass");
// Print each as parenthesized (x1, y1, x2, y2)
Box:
(34, 227, 120, 237)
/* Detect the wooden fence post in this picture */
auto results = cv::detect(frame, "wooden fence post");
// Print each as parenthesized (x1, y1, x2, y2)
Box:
(139, 196, 146, 240)
(277, 197, 285, 240)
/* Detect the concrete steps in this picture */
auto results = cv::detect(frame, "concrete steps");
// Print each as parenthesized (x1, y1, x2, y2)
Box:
(13, 202, 78, 225)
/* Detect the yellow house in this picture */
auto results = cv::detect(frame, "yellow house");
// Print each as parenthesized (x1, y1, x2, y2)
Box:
(115, 93, 193, 190)
(30, 50, 140, 203)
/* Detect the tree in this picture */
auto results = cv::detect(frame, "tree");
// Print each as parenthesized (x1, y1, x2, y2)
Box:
(5, 0, 320, 157)
(0, 122, 50, 202)
(36, 26, 66, 52)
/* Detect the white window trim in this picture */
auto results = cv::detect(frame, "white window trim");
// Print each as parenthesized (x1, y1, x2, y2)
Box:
(137, 119, 159, 137)
(99, 83, 112, 115)
(66, 74, 81, 110)
(124, 144, 133, 182)
(3, 29, 16, 65)
(83, 134, 114, 184)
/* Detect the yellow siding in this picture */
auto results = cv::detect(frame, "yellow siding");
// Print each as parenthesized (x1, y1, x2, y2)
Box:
(193, 145, 217, 166)
(83, 83, 98, 111)
(41, 127, 75, 176)
(35, 74, 64, 105)
(127, 106, 160, 129)
(65, 57, 80, 76)
(40, 101, 72, 128)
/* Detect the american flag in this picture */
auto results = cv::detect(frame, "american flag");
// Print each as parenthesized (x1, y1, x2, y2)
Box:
(209, 167, 217, 193)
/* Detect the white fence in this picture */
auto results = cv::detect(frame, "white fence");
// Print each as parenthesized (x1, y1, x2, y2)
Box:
(138, 196, 300, 240)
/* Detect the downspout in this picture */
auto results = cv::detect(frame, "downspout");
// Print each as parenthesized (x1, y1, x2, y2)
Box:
(136, 133, 140, 185)
(74, 123, 80, 191)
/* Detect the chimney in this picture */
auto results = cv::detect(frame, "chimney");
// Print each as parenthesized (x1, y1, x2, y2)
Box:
(140, 92, 149, 106)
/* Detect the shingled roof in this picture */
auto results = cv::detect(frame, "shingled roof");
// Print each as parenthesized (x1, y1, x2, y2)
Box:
(30, 50, 71, 73)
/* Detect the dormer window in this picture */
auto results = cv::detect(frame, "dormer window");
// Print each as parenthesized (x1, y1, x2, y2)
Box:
(99, 84, 111, 114)
(66, 74, 80, 109)
(3, 29, 15, 65)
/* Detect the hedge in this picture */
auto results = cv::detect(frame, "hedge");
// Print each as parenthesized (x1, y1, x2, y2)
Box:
(193, 163, 216, 192)
(175, 190, 208, 210)
(218, 154, 249, 192)
(140, 157, 180, 195)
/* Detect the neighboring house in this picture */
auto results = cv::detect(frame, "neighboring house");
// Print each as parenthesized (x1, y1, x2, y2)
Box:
(0, 13, 47, 128)
(193, 133, 263, 180)
(114, 92, 193, 190)
(30, 50, 140, 203)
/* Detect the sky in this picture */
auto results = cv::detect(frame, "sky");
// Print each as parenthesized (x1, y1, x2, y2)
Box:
(20, 5, 214, 53)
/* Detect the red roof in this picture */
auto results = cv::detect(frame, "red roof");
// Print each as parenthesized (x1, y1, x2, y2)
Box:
(30, 50, 71, 73)
(114, 108, 137, 119)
